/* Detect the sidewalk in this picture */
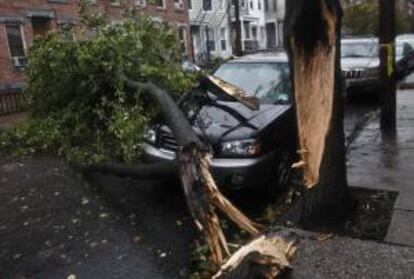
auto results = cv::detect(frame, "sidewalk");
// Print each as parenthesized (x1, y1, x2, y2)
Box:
(347, 89, 414, 247)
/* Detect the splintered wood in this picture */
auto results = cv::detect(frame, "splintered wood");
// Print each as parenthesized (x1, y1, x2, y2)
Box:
(291, 1, 337, 189)
(207, 75, 260, 111)
(212, 235, 297, 279)
(178, 148, 262, 265)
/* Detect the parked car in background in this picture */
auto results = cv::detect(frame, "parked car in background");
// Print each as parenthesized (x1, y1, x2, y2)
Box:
(143, 52, 296, 192)
(396, 34, 414, 88)
(341, 36, 414, 96)
(341, 37, 380, 95)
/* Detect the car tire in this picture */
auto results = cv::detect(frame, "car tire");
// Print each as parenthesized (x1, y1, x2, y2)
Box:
(266, 145, 298, 198)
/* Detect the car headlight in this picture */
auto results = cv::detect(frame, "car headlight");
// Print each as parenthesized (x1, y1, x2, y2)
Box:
(144, 128, 157, 144)
(220, 139, 261, 156)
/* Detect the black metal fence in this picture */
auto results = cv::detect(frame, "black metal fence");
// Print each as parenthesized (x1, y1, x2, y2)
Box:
(0, 91, 24, 115)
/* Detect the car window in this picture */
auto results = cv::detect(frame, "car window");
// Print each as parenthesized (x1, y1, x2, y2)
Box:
(213, 62, 291, 104)
(341, 41, 378, 58)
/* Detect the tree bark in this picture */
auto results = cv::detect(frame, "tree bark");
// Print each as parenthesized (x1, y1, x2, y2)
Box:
(123, 78, 262, 265)
(284, 0, 350, 227)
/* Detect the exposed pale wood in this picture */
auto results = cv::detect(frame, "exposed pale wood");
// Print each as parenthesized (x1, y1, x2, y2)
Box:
(212, 234, 297, 279)
(199, 153, 264, 235)
(284, 0, 350, 225)
(121, 78, 262, 265)
(207, 75, 260, 111)
(290, 0, 337, 189)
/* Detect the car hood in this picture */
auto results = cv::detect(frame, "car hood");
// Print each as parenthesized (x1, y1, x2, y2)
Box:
(180, 98, 290, 144)
(341, 57, 380, 70)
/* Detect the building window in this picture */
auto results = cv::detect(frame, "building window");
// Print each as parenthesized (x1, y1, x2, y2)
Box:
(178, 26, 188, 55)
(241, 0, 245, 8)
(243, 22, 250, 39)
(5, 24, 25, 58)
(155, 0, 166, 8)
(203, 0, 212, 11)
(249, 1, 253, 9)
(258, 0, 261, 10)
(206, 28, 215, 51)
(251, 26, 257, 40)
(272, 0, 277, 11)
(220, 27, 227, 51)
(58, 22, 75, 41)
(264, 0, 268, 11)
(135, 0, 146, 7)
(31, 17, 52, 38)
(175, 0, 184, 9)
(188, 0, 192, 9)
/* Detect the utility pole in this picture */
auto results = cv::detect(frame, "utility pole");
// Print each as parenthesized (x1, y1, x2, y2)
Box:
(233, 0, 243, 56)
(379, 0, 396, 132)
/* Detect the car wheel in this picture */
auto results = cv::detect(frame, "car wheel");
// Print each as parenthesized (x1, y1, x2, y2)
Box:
(267, 146, 298, 197)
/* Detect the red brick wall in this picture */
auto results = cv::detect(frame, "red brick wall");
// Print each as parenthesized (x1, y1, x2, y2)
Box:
(0, 0, 193, 92)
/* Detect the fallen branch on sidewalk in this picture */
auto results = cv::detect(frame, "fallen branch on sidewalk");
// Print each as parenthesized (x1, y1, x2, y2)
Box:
(213, 233, 297, 279)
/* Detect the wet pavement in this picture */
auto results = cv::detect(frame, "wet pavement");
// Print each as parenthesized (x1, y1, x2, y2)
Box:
(0, 94, 407, 278)
(0, 157, 194, 278)
(290, 231, 414, 278)
(347, 89, 414, 247)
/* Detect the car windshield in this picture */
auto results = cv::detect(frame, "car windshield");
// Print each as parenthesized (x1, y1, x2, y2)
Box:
(213, 62, 291, 104)
(341, 41, 378, 58)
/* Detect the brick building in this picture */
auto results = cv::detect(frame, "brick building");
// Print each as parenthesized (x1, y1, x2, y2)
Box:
(0, 0, 192, 94)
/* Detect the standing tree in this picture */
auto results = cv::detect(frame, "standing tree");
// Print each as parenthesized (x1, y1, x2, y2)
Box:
(342, 0, 412, 36)
(284, 0, 351, 227)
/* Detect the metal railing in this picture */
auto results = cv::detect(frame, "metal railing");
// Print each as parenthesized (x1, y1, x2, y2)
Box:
(0, 91, 24, 115)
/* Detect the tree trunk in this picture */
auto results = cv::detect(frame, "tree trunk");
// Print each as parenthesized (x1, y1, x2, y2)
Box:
(284, 0, 350, 227)
(122, 78, 262, 265)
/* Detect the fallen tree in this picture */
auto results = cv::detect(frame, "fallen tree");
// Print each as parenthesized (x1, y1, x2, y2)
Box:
(120, 79, 264, 264)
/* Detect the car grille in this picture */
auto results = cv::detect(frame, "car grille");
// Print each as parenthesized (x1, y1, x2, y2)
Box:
(159, 130, 179, 151)
(343, 69, 363, 79)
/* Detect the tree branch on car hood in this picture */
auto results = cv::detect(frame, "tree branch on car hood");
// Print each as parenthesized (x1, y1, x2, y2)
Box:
(207, 75, 260, 111)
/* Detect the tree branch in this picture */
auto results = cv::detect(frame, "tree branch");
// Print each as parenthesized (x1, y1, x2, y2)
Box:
(122, 76, 202, 148)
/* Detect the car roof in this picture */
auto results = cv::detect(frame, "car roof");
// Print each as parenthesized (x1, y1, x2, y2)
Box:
(397, 34, 414, 45)
(397, 34, 414, 40)
(342, 37, 378, 43)
(226, 51, 289, 63)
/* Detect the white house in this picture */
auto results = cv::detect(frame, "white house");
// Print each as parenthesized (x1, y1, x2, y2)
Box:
(189, 0, 285, 64)
(189, 0, 233, 64)
(263, 0, 285, 48)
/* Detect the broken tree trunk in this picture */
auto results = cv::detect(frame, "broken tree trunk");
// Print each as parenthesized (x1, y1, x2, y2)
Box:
(213, 232, 297, 279)
(122, 78, 262, 265)
(285, 0, 350, 226)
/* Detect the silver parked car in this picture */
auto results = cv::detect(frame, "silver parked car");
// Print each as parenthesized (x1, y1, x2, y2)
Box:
(396, 34, 414, 87)
(341, 36, 414, 95)
(341, 37, 380, 94)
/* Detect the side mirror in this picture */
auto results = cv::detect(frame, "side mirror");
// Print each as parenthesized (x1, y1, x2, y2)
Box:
(182, 61, 201, 73)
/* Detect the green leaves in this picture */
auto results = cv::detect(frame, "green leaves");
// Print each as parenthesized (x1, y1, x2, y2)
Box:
(343, 0, 412, 36)
(1, 14, 195, 163)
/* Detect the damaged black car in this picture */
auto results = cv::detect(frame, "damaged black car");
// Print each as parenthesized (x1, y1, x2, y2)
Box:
(143, 52, 297, 192)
